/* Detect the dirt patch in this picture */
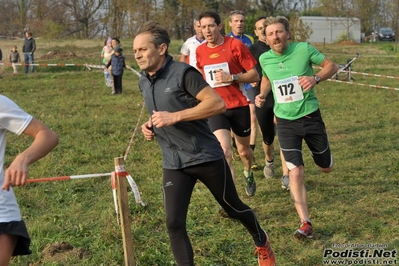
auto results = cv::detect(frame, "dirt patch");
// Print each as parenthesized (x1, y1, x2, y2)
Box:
(338, 40, 360, 45)
(40, 50, 80, 60)
(41, 241, 90, 263)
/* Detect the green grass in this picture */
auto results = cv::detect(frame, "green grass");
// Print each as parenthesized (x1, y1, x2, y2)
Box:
(1, 40, 398, 266)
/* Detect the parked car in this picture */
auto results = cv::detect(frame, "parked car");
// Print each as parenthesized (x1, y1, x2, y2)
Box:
(373, 27, 395, 41)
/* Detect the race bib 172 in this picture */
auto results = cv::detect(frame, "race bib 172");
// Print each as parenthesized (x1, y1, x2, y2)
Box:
(273, 76, 304, 103)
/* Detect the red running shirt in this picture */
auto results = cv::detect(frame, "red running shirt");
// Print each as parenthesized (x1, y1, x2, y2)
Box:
(196, 36, 257, 109)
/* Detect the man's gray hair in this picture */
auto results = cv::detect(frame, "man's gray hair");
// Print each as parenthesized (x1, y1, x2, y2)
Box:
(229, 10, 246, 21)
(136, 21, 170, 53)
(193, 15, 200, 24)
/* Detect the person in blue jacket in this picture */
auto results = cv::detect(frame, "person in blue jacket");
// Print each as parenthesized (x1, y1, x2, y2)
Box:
(105, 45, 128, 95)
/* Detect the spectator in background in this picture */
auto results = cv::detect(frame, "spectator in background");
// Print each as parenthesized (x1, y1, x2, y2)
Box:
(23, 28, 29, 40)
(111, 37, 121, 50)
(105, 37, 122, 94)
(179, 16, 205, 68)
(0, 94, 58, 265)
(0, 47, 2, 63)
(105, 45, 128, 95)
(101, 37, 113, 87)
(101, 37, 113, 65)
(9, 46, 21, 75)
(22, 31, 36, 74)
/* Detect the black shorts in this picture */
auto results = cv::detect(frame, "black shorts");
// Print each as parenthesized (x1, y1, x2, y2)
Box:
(0, 220, 31, 256)
(276, 109, 333, 170)
(255, 91, 275, 145)
(208, 106, 251, 137)
(246, 87, 256, 104)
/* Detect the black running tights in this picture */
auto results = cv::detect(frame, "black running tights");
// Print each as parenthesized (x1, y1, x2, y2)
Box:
(162, 158, 265, 266)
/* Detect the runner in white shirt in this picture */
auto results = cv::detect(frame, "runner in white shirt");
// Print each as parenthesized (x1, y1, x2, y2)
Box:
(0, 95, 58, 264)
(179, 16, 205, 68)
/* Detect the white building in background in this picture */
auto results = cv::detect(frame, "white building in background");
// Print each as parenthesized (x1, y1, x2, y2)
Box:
(301, 16, 361, 44)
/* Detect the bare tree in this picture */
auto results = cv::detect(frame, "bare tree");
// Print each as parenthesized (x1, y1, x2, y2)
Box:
(127, 0, 158, 36)
(0, 0, 394, 40)
(384, 0, 399, 38)
(354, 0, 383, 35)
(0, 0, 20, 38)
(62, 0, 106, 38)
(300, 0, 317, 12)
(390, 0, 399, 40)
(19, 0, 29, 32)
(178, 0, 205, 40)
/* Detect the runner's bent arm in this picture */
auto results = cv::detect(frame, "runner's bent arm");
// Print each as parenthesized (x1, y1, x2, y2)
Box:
(298, 57, 338, 91)
(151, 86, 225, 128)
(315, 57, 339, 82)
(255, 75, 272, 108)
(233, 67, 259, 83)
(151, 69, 226, 128)
(3, 118, 58, 190)
(215, 67, 260, 84)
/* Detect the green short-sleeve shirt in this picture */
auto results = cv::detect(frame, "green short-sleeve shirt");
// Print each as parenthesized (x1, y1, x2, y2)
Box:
(259, 42, 325, 120)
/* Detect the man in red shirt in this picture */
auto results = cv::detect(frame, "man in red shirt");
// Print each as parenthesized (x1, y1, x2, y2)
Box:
(196, 10, 260, 197)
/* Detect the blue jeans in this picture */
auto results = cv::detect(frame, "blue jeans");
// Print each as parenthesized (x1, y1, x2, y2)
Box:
(24, 53, 34, 73)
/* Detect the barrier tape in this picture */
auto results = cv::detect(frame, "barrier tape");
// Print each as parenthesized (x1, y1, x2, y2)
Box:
(127, 67, 142, 76)
(124, 68, 144, 162)
(26, 172, 113, 183)
(111, 172, 120, 225)
(126, 174, 146, 207)
(314, 58, 399, 91)
(314, 65, 399, 80)
(26, 171, 145, 205)
(315, 66, 399, 80)
(326, 78, 399, 91)
(115, 164, 127, 175)
(0, 62, 94, 67)
(123, 102, 145, 162)
(8, 60, 397, 81)
(109, 172, 146, 224)
(114, 163, 146, 207)
(25, 171, 127, 225)
(344, 71, 399, 80)
(0, 62, 107, 73)
(85, 64, 106, 70)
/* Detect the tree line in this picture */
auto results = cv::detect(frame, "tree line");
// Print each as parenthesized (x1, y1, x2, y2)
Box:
(0, 0, 397, 41)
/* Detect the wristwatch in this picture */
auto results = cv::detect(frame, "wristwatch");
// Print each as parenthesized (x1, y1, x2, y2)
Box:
(231, 74, 239, 82)
(314, 75, 321, 84)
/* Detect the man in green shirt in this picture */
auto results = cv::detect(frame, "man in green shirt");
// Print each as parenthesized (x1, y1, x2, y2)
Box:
(255, 16, 338, 240)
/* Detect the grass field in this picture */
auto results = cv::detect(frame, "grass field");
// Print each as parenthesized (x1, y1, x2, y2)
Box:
(0, 39, 398, 266)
